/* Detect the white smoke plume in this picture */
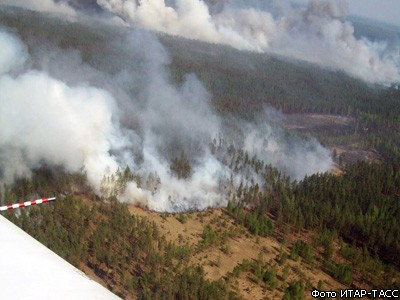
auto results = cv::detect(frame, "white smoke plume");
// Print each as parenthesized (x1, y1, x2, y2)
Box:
(0, 26, 332, 212)
(0, 31, 27, 74)
(0, 0, 77, 16)
(241, 116, 332, 181)
(94, 0, 400, 85)
(0, 30, 128, 188)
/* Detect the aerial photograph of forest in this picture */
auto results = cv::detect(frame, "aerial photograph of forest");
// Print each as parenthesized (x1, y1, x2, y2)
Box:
(0, 0, 399, 299)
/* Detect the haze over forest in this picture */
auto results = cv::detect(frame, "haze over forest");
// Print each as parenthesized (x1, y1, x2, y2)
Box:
(1, 0, 399, 211)
(0, 0, 400, 299)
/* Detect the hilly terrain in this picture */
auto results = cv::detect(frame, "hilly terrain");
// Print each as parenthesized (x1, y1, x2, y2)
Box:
(3, 164, 399, 299)
(1, 5, 400, 300)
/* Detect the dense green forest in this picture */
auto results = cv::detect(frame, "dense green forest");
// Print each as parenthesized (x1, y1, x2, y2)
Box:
(2, 146, 399, 297)
(2, 189, 236, 299)
(1, 6, 400, 298)
(211, 140, 400, 269)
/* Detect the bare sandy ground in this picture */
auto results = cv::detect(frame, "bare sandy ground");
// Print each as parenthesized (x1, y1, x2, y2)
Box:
(128, 206, 347, 299)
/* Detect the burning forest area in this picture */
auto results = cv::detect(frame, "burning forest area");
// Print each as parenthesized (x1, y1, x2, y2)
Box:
(1, 1, 400, 299)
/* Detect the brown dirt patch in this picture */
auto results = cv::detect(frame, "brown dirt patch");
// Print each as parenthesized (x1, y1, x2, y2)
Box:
(127, 206, 348, 300)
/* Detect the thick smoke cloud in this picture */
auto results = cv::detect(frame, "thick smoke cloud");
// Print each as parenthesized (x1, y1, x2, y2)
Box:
(2, 0, 399, 84)
(0, 31, 127, 188)
(271, 0, 400, 85)
(0, 31, 27, 75)
(94, 0, 400, 85)
(0, 26, 332, 212)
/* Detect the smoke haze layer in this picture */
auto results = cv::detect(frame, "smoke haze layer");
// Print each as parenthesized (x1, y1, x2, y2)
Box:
(2, 0, 400, 85)
(0, 0, 77, 16)
(0, 15, 333, 211)
(91, 0, 400, 85)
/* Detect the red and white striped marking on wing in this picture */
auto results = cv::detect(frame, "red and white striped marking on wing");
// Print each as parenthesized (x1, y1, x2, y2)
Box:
(0, 197, 56, 211)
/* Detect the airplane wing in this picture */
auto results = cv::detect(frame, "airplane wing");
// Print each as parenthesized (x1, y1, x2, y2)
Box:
(0, 215, 120, 300)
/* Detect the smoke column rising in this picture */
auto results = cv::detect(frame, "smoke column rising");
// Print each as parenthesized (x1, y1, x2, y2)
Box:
(0, 24, 333, 212)
(0, 30, 129, 188)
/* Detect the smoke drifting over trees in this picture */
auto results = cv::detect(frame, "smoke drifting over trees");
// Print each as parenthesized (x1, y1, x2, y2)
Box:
(93, 0, 400, 85)
(0, 0, 400, 85)
(1, 4, 336, 212)
(1, 0, 399, 85)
